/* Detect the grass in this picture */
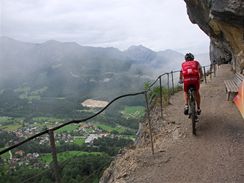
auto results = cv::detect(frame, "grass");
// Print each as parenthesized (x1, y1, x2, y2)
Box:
(0, 148, 10, 159)
(31, 117, 67, 129)
(56, 124, 79, 133)
(119, 135, 136, 140)
(0, 116, 24, 131)
(77, 108, 98, 114)
(0, 116, 67, 132)
(92, 177, 99, 183)
(39, 151, 104, 164)
(0, 116, 12, 123)
(32, 117, 65, 123)
(73, 137, 85, 145)
(0, 117, 24, 124)
(145, 85, 183, 106)
(121, 106, 145, 119)
(95, 123, 126, 133)
(0, 124, 22, 131)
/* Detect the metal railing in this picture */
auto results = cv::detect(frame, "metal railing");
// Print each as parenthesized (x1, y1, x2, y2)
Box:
(0, 63, 217, 182)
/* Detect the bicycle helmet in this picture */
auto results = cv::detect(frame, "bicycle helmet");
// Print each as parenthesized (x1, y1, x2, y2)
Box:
(185, 53, 194, 61)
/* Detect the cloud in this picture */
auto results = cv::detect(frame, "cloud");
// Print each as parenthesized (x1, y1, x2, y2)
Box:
(1, 0, 209, 52)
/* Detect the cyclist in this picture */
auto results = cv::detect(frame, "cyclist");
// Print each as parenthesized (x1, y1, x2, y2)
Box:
(179, 53, 203, 115)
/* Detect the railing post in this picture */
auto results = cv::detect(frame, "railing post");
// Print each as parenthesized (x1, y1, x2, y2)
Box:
(167, 73, 170, 104)
(49, 130, 61, 183)
(159, 76, 163, 119)
(203, 66, 207, 83)
(171, 71, 174, 95)
(210, 64, 212, 80)
(144, 92, 155, 157)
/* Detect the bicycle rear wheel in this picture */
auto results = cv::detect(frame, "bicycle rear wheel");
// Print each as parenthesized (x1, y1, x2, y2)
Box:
(189, 91, 196, 135)
(191, 102, 196, 135)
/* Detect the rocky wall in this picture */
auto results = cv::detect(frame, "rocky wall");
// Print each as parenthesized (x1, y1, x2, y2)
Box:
(184, 0, 244, 73)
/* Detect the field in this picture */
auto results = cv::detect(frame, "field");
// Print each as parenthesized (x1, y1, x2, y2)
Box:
(96, 123, 124, 133)
(77, 108, 98, 114)
(0, 116, 69, 132)
(121, 106, 145, 119)
(0, 124, 22, 131)
(0, 117, 23, 131)
(0, 116, 24, 124)
(56, 124, 79, 133)
(32, 117, 65, 123)
(73, 137, 85, 145)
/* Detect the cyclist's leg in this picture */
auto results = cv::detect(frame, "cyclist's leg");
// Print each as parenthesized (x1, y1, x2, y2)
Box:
(195, 81, 201, 114)
(183, 82, 190, 115)
(183, 81, 190, 105)
(196, 91, 200, 109)
(184, 91, 188, 105)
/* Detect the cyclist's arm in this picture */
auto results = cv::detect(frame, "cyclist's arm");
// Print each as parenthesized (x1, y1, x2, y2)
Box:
(179, 70, 183, 81)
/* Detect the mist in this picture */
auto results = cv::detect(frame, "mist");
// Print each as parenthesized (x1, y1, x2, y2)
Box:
(1, 0, 209, 53)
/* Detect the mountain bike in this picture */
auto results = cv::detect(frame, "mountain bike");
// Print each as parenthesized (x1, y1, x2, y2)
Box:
(187, 85, 197, 135)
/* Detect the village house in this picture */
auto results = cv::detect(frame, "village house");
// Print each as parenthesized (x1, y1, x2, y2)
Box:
(85, 133, 108, 144)
(15, 150, 25, 157)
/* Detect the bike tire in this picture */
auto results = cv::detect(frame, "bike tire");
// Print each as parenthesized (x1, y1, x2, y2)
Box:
(189, 91, 196, 136)
(191, 104, 196, 135)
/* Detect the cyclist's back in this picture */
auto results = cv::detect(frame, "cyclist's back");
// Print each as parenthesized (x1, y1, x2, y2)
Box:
(180, 53, 203, 115)
(182, 60, 200, 92)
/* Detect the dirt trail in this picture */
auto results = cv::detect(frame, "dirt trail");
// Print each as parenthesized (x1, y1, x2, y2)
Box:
(103, 64, 244, 183)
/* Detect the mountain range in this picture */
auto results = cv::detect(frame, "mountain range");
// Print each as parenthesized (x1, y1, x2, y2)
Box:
(0, 37, 209, 117)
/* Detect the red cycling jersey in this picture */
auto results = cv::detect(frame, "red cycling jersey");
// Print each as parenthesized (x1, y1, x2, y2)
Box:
(181, 60, 201, 92)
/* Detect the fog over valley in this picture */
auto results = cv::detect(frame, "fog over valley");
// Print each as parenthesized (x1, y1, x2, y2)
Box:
(0, 36, 210, 117)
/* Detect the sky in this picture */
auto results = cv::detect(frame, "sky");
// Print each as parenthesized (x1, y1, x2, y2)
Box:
(0, 0, 210, 53)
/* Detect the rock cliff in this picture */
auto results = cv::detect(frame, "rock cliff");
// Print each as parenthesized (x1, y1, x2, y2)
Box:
(184, 0, 244, 73)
